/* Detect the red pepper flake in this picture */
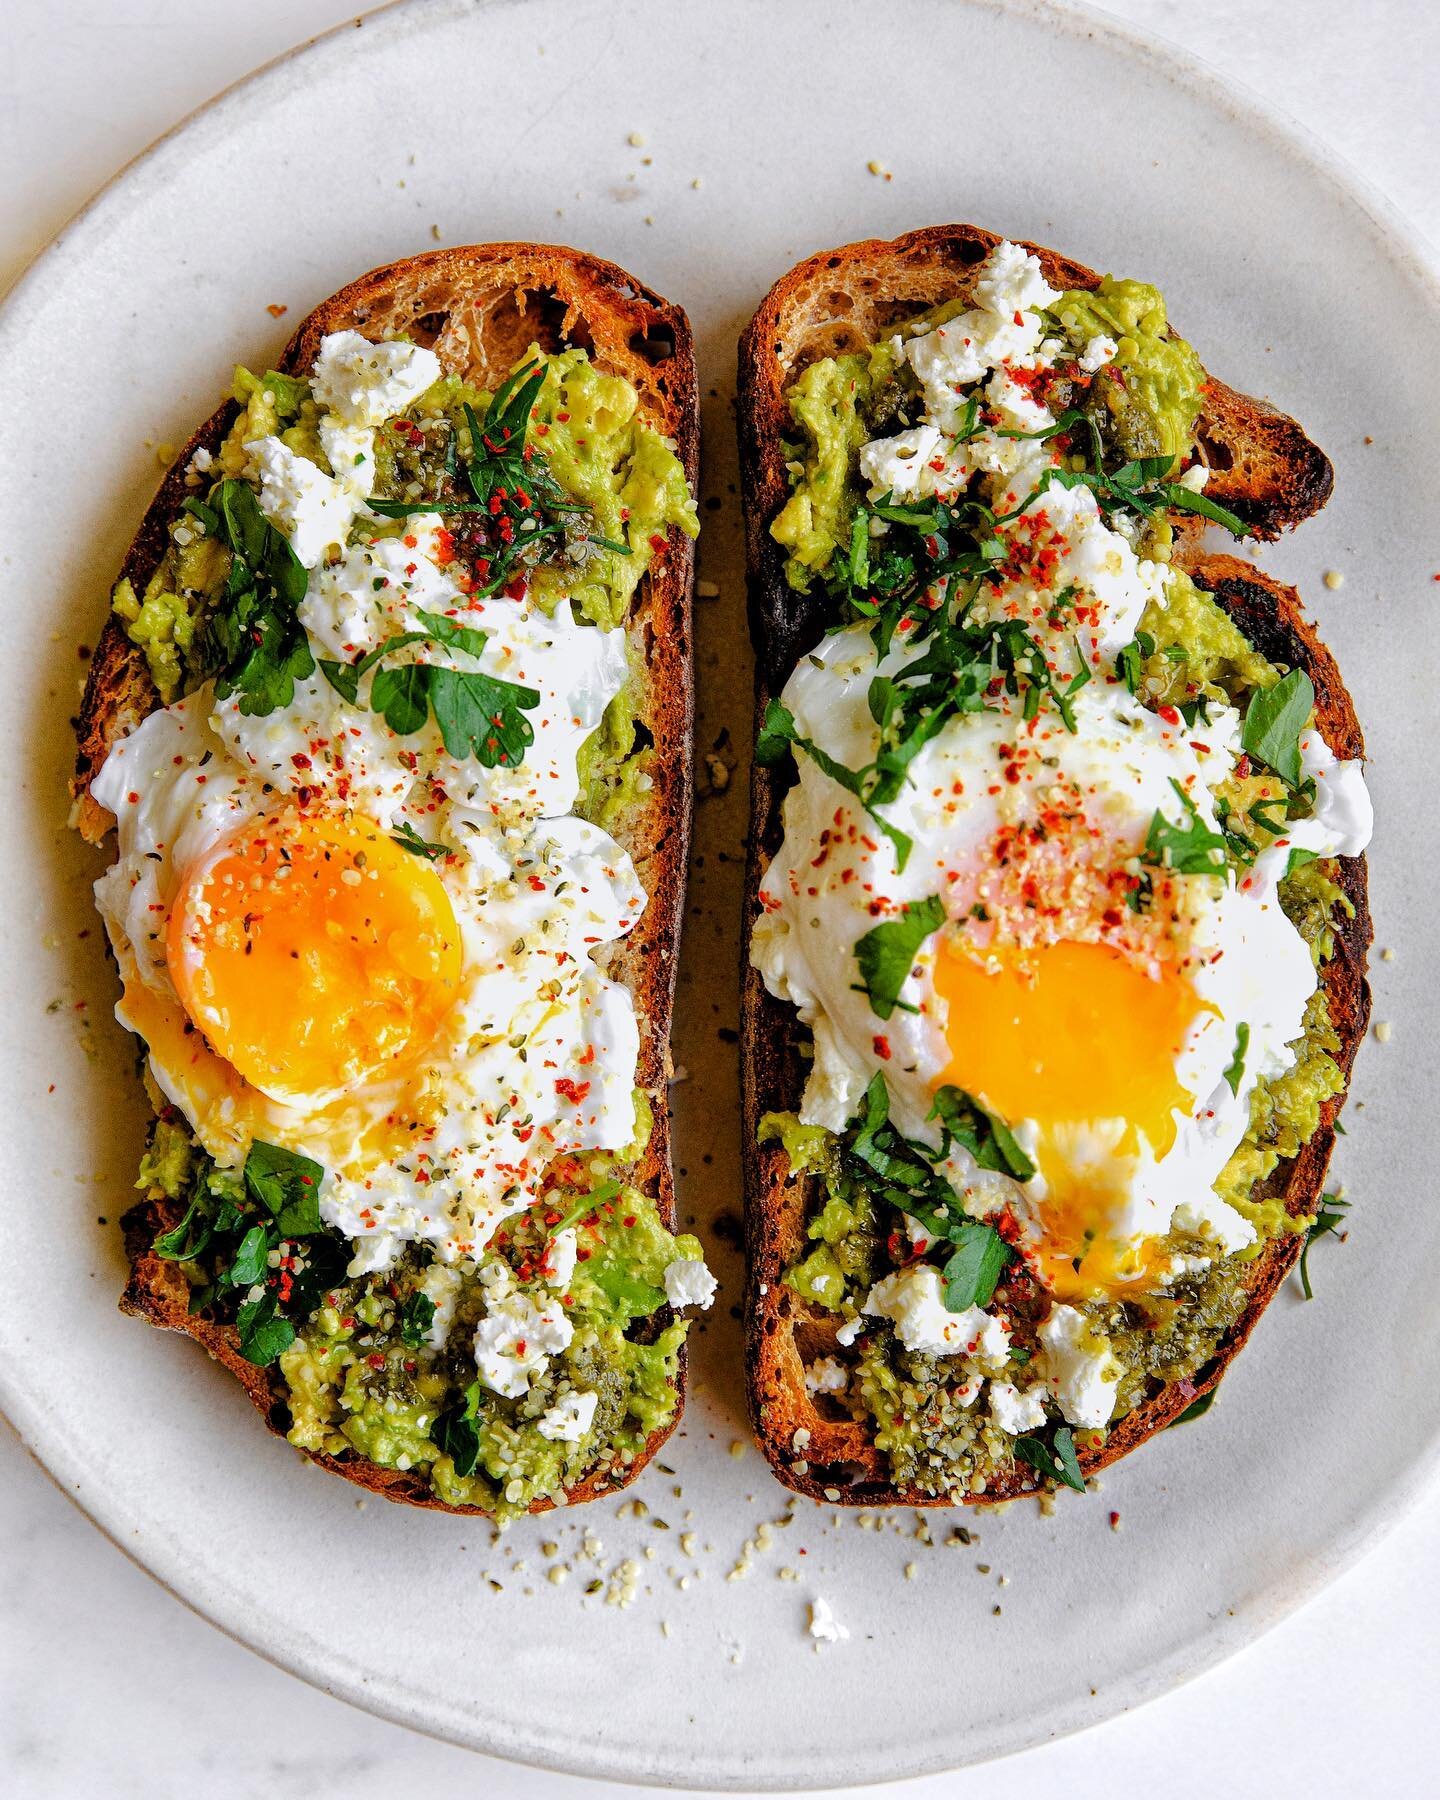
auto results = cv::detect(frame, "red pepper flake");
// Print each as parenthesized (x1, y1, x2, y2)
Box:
(555, 1078, 591, 1104)
(873, 1035, 892, 1061)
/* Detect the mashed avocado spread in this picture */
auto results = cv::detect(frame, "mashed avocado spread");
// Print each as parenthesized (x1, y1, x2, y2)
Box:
(120, 342, 699, 1519)
(761, 265, 1353, 1500)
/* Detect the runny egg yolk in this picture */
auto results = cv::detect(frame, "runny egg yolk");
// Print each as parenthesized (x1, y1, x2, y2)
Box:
(167, 812, 462, 1106)
(934, 937, 1208, 1300)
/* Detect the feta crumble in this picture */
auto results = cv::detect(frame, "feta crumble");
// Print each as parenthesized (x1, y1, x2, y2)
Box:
(474, 1292, 574, 1398)
(663, 1257, 718, 1310)
(861, 1264, 1010, 1363)
(1037, 1304, 1121, 1428)
(808, 1596, 850, 1645)
(537, 1389, 599, 1443)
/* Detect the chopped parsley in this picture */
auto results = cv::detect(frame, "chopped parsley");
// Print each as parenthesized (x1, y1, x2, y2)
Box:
(842, 1077, 1017, 1313)
(399, 1291, 439, 1349)
(1145, 779, 1229, 877)
(1241, 668, 1314, 788)
(1298, 1192, 1351, 1300)
(853, 895, 947, 1019)
(151, 1139, 339, 1367)
(390, 821, 450, 861)
(1014, 1425, 1086, 1493)
(1222, 1022, 1250, 1096)
(190, 480, 312, 716)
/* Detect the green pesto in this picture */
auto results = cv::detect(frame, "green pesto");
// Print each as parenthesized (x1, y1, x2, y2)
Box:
(1048, 277, 1205, 469)
(856, 1335, 1015, 1500)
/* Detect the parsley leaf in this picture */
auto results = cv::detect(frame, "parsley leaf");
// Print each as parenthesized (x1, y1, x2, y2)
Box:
(411, 607, 490, 660)
(1298, 1192, 1350, 1300)
(152, 1195, 214, 1264)
(1015, 1425, 1086, 1493)
(318, 658, 361, 704)
(202, 480, 314, 716)
(1145, 779, 1229, 876)
(754, 697, 801, 767)
(1160, 483, 1251, 537)
(428, 664, 539, 766)
(435, 1381, 484, 1477)
(1117, 630, 1155, 696)
(1222, 1022, 1250, 1096)
(228, 1223, 270, 1288)
(929, 1085, 1037, 1182)
(346, 612, 540, 767)
(846, 1076, 957, 1213)
(369, 663, 432, 736)
(391, 821, 449, 861)
(853, 895, 947, 1019)
(235, 1292, 296, 1367)
(843, 1077, 1017, 1313)
(399, 1292, 438, 1349)
(940, 1220, 1012, 1311)
(244, 1140, 325, 1238)
(1241, 668, 1314, 788)
(755, 699, 914, 868)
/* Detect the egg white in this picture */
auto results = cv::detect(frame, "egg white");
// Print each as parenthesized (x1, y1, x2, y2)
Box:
(93, 523, 645, 1271)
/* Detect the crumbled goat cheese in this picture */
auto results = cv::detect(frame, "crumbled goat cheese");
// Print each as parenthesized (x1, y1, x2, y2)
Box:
(245, 436, 360, 568)
(862, 1264, 1010, 1363)
(537, 1388, 599, 1443)
(309, 329, 442, 427)
(542, 1226, 579, 1289)
(808, 1596, 850, 1644)
(988, 1381, 1049, 1435)
(663, 1257, 718, 1310)
(1078, 332, 1118, 373)
(474, 1292, 574, 1398)
(804, 1356, 850, 1397)
(1037, 1304, 1121, 1428)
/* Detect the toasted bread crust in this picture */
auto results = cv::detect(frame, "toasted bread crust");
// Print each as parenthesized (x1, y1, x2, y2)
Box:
(738, 228, 1368, 1506)
(73, 245, 698, 1516)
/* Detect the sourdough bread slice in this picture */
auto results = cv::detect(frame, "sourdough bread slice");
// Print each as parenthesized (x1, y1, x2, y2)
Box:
(738, 226, 1369, 1505)
(74, 244, 698, 1515)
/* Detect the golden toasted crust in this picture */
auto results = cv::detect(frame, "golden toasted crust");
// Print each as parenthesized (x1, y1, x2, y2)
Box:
(737, 227, 1368, 1505)
(72, 245, 698, 1516)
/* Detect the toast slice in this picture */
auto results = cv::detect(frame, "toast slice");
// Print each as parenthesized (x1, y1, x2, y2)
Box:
(738, 226, 1370, 1505)
(74, 245, 698, 1515)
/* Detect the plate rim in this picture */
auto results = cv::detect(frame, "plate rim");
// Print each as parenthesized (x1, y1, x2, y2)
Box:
(2, 0, 1438, 1786)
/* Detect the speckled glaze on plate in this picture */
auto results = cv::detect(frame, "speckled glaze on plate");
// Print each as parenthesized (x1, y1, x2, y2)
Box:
(0, 0, 1435, 1787)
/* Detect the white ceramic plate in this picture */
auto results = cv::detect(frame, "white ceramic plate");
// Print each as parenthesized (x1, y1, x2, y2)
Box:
(2, 0, 1436, 1786)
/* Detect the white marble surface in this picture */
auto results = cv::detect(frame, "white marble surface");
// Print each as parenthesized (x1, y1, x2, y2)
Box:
(2, 1, 1438, 1794)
